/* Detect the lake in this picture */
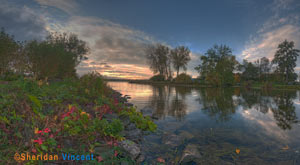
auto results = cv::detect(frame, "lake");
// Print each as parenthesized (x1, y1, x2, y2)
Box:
(108, 81, 300, 164)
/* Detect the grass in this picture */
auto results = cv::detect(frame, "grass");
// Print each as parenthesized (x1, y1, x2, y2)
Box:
(0, 73, 156, 164)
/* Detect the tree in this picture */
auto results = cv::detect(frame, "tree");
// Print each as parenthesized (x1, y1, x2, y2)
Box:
(145, 44, 171, 79)
(46, 32, 89, 66)
(272, 40, 300, 82)
(170, 46, 191, 77)
(25, 33, 89, 79)
(195, 44, 238, 86)
(0, 28, 19, 75)
(241, 60, 259, 81)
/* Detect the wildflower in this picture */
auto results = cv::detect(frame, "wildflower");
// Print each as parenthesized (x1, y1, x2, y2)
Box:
(236, 148, 240, 154)
(38, 130, 44, 135)
(157, 157, 165, 163)
(89, 148, 94, 153)
(80, 111, 87, 116)
(57, 145, 61, 148)
(113, 142, 118, 146)
(32, 148, 37, 153)
(49, 134, 54, 138)
(97, 156, 103, 162)
(33, 138, 43, 145)
(44, 128, 50, 133)
(106, 141, 113, 146)
(34, 128, 39, 134)
(69, 105, 75, 113)
(114, 150, 118, 157)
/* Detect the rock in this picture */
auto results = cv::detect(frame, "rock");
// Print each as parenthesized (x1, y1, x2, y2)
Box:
(178, 130, 195, 140)
(124, 128, 142, 143)
(161, 121, 183, 132)
(119, 140, 141, 160)
(180, 144, 202, 164)
(125, 103, 133, 107)
(124, 95, 131, 99)
(162, 133, 183, 147)
(136, 154, 145, 163)
(125, 123, 137, 131)
(140, 107, 153, 117)
(119, 115, 131, 126)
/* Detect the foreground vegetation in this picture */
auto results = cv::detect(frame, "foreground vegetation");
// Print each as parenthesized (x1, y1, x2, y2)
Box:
(0, 73, 156, 164)
(0, 28, 157, 164)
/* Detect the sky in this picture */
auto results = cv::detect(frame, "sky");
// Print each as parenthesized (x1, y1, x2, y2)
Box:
(0, 0, 300, 79)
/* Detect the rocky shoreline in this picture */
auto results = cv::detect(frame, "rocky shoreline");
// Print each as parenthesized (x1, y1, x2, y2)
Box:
(110, 90, 202, 164)
(105, 90, 149, 163)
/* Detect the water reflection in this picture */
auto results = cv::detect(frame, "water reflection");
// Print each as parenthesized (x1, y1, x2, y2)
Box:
(108, 82, 300, 163)
(108, 82, 299, 130)
(196, 88, 236, 122)
(149, 86, 189, 120)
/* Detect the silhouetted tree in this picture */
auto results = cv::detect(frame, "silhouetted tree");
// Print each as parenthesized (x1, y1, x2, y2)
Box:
(272, 40, 300, 82)
(146, 44, 171, 79)
(170, 46, 191, 77)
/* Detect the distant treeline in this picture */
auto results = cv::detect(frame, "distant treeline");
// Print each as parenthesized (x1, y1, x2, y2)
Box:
(0, 28, 89, 80)
(145, 41, 300, 86)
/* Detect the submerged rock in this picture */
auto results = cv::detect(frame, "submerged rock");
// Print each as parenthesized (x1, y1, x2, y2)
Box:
(119, 140, 144, 162)
(140, 107, 153, 117)
(180, 144, 202, 164)
(162, 133, 183, 147)
(178, 130, 195, 140)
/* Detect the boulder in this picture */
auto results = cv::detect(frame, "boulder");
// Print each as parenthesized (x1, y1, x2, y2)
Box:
(124, 129, 142, 143)
(119, 140, 142, 161)
(180, 144, 202, 164)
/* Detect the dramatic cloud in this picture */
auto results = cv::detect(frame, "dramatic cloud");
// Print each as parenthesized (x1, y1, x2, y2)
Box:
(0, 1, 48, 41)
(53, 15, 158, 78)
(241, 0, 300, 64)
(1, 0, 199, 79)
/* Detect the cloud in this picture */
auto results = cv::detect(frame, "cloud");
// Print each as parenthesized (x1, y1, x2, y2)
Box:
(0, 1, 48, 41)
(241, 0, 300, 64)
(49, 15, 157, 78)
(34, 0, 78, 14)
(242, 24, 300, 61)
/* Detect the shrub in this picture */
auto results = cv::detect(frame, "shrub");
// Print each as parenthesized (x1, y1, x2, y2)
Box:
(79, 71, 109, 97)
(174, 73, 192, 83)
(150, 74, 165, 81)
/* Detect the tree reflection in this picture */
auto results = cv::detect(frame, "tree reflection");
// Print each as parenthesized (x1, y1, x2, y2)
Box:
(196, 88, 236, 122)
(241, 89, 298, 130)
(148, 84, 298, 129)
(169, 86, 189, 120)
(148, 85, 189, 120)
(270, 90, 298, 130)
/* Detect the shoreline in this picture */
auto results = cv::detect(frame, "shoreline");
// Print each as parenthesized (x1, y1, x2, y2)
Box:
(108, 80, 300, 90)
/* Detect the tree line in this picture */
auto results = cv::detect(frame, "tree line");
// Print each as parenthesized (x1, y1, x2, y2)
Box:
(146, 40, 300, 86)
(0, 28, 89, 80)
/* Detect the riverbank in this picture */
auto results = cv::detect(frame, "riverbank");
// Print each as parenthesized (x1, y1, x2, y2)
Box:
(0, 74, 156, 164)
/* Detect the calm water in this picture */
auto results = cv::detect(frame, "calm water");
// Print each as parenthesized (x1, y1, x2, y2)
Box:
(108, 82, 300, 164)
